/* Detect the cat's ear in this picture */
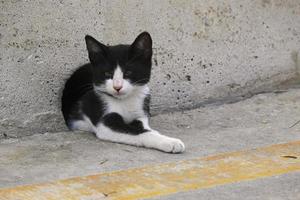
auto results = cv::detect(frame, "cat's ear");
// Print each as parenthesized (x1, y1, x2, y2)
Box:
(85, 35, 108, 65)
(129, 32, 152, 59)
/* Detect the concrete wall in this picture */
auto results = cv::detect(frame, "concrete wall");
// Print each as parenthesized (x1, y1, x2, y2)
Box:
(0, 0, 299, 138)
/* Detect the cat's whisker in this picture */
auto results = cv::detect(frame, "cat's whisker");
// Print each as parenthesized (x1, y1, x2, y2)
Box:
(130, 78, 149, 85)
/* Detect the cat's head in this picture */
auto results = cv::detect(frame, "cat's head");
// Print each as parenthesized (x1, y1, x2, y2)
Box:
(85, 32, 152, 99)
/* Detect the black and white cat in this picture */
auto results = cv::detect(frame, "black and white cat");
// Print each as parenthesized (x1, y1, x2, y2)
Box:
(61, 32, 185, 153)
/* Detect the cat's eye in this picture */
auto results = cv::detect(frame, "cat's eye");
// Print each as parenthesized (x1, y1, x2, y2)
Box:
(124, 71, 132, 77)
(104, 72, 112, 78)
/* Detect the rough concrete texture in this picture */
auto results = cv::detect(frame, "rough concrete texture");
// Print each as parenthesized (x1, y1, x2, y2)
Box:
(0, 0, 300, 137)
(151, 172, 300, 200)
(1, 88, 300, 193)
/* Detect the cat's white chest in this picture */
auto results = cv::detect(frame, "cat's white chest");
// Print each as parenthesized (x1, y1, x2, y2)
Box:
(103, 88, 148, 123)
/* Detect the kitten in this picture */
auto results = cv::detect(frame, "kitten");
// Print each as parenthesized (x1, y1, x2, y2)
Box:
(61, 32, 185, 153)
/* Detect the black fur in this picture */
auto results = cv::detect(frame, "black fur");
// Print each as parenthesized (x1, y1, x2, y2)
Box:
(103, 113, 148, 135)
(61, 32, 153, 133)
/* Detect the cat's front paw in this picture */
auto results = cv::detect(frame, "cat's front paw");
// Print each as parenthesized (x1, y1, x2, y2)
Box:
(158, 137, 185, 153)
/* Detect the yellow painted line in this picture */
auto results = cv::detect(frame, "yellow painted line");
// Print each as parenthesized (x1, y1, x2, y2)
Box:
(1, 141, 300, 200)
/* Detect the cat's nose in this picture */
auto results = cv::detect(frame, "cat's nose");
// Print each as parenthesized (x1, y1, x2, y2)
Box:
(113, 79, 123, 92)
(113, 85, 122, 92)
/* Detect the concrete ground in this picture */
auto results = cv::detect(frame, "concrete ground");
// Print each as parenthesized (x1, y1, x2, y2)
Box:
(152, 172, 300, 200)
(1, 88, 300, 199)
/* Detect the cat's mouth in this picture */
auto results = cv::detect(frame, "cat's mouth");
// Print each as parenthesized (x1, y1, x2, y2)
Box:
(94, 86, 130, 99)
(112, 91, 128, 99)
(99, 91, 125, 99)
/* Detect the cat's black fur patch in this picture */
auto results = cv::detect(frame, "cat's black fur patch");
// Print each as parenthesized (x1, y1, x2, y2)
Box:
(103, 113, 148, 135)
(61, 32, 152, 132)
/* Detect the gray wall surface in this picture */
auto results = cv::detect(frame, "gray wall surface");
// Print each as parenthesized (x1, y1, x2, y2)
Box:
(0, 0, 300, 137)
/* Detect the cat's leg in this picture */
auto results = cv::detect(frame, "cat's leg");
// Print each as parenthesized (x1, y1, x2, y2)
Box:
(137, 116, 185, 151)
(69, 119, 94, 132)
(95, 113, 185, 153)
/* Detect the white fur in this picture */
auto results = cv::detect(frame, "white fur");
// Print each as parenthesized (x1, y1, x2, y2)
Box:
(72, 66, 185, 153)
(112, 66, 123, 89)
(71, 103, 185, 153)
(71, 115, 95, 132)
(95, 124, 185, 153)
(102, 85, 149, 123)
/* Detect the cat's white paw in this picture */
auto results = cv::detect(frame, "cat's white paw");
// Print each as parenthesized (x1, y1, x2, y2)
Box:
(157, 137, 185, 153)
